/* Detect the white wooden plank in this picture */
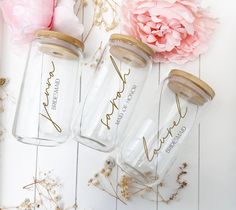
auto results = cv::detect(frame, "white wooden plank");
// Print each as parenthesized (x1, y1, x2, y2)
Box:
(199, 0, 236, 209)
(0, 25, 37, 207)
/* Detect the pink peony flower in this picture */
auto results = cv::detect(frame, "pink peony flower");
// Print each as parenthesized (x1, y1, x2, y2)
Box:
(0, 0, 84, 43)
(0, 0, 56, 43)
(53, 0, 84, 39)
(122, 0, 217, 64)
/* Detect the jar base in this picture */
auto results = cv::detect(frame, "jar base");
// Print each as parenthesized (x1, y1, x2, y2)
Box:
(14, 135, 65, 147)
(72, 135, 116, 153)
(117, 160, 161, 187)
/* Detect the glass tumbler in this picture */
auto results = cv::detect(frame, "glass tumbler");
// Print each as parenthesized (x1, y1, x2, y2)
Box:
(13, 30, 84, 146)
(117, 69, 215, 186)
(71, 34, 154, 152)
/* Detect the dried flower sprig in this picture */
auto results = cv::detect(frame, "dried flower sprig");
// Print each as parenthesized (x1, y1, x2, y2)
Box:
(93, 0, 119, 31)
(0, 199, 40, 210)
(0, 171, 78, 210)
(0, 77, 16, 108)
(88, 157, 189, 204)
(0, 78, 7, 86)
(0, 77, 9, 112)
(0, 77, 12, 143)
(0, 126, 6, 143)
(74, 0, 86, 17)
(157, 162, 188, 204)
(88, 157, 127, 205)
(84, 41, 107, 71)
(77, 0, 120, 43)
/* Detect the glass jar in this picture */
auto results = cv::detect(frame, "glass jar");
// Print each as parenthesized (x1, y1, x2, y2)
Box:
(13, 30, 84, 146)
(117, 69, 215, 186)
(71, 34, 154, 152)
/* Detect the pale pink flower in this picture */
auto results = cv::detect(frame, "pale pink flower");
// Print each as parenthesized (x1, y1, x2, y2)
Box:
(53, 0, 84, 39)
(0, 0, 84, 43)
(0, 0, 56, 43)
(122, 0, 217, 64)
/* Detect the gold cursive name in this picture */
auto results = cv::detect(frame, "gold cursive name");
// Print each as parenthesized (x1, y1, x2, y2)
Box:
(143, 94, 188, 162)
(101, 56, 131, 130)
(40, 61, 62, 133)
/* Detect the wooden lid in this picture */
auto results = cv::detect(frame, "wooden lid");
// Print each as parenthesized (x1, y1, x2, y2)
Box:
(169, 69, 215, 100)
(168, 81, 207, 105)
(109, 46, 147, 68)
(36, 30, 84, 50)
(39, 44, 79, 59)
(110, 34, 154, 57)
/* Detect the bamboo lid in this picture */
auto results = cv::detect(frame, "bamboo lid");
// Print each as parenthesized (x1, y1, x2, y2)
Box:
(110, 34, 154, 57)
(169, 70, 215, 100)
(109, 46, 147, 68)
(39, 44, 79, 59)
(36, 30, 84, 50)
(168, 81, 207, 105)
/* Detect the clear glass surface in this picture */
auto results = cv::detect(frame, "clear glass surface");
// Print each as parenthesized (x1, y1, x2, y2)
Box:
(117, 77, 210, 186)
(71, 40, 152, 152)
(13, 38, 82, 146)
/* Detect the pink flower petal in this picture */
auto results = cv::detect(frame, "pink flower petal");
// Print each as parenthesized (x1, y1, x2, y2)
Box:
(137, 14, 151, 22)
(146, 34, 157, 43)
(133, 8, 148, 15)
(0, 0, 55, 43)
(53, 5, 84, 38)
(151, 16, 162, 23)
(122, 0, 217, 64)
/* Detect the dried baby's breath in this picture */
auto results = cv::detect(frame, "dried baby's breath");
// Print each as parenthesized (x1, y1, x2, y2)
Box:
(0, 78, 7, 86)
(0, 77, 9, 112)
(151, 162, 188, 204)
(84, 41, 107, 71)
(93, 0, 120, 31)
(88, 157, 127, 205)
(88, 157, 189, 204)
(74, 0, 88, 17)
(0, 77, 11, 143)
(0, 171, 78, 210)
(78, 0, 120, 43)
(0, 77, 15, 107)
(0, 126, 6, 143)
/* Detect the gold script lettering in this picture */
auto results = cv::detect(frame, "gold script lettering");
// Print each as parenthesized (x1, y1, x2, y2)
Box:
(143, 94, 188, 162)
(100, 56, 131, 130)
(40, 61, 62, 133)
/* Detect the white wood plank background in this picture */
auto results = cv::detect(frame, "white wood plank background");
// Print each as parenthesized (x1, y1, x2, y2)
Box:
(0, 0, 236, 210)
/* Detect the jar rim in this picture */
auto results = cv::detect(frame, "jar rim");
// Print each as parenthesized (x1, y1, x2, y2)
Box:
(110, 34, 154, 57)
(35, 30, 84, 50)
(169, 69, 215, 100)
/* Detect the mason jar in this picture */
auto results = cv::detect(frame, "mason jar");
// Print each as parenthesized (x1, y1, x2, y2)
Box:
(117, 69, 215, 186)
(71, 34, 154, 152)
(13, 30, 84, 146)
